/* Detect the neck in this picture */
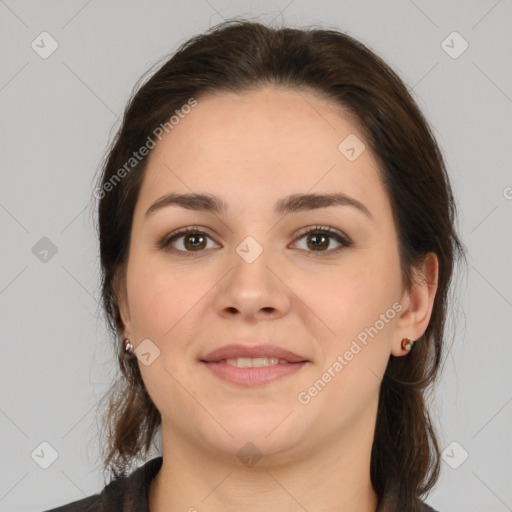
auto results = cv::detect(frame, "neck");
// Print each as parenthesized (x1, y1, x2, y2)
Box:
(149, 399, 379, 512)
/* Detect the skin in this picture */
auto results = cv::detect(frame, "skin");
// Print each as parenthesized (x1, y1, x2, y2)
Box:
(116, 86, 439, 512)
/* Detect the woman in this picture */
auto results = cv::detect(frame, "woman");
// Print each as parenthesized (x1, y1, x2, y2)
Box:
(45, 18, 464, 512)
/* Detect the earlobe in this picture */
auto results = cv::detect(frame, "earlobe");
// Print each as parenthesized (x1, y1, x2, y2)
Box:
(391, 252, 439, 357)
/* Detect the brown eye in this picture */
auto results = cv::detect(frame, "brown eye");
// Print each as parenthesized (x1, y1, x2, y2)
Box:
(181, 233, 207, 251)
(307, 233, 329, 251)
(158, 227, 218, 256)
(293, 226, 351, 254)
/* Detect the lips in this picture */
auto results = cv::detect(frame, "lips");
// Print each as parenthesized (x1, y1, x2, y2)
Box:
(200, 344, 308, 364)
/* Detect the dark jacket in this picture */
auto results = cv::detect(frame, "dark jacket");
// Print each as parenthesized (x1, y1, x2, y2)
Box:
(43, 456, 440, 511)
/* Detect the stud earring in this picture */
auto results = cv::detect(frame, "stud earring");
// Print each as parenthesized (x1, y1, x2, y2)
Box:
(401, 337, 416, 353)
(124, 338, 135, 358)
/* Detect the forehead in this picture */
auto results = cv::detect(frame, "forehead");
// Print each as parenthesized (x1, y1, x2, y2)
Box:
(153, 86, 364, 162)
(136, 87, 386, 217)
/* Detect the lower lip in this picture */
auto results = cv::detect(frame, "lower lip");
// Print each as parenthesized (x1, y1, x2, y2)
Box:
(200, 361, 308, 386)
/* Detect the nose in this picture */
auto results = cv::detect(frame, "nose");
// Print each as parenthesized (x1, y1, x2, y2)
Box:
(213, 241, 292, 321)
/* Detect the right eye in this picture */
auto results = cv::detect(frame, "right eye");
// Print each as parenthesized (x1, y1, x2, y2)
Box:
(158, 226, 219, 256)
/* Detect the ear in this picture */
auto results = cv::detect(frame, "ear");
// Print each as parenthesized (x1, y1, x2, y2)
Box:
(391, 252, 439, 357)
(113, 268, 133, 340)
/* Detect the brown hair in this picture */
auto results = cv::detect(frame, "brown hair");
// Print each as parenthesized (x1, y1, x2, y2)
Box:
(93, 18, 465, 511)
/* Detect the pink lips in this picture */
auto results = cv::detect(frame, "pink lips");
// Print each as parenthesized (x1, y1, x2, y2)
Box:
(200, 344, 308, 363)
(200, 344, 309, 387)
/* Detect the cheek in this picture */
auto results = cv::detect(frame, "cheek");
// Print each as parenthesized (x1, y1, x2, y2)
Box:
(296, 261, 400, 420)
(299, 250, 402, 357)
(126, 256, 193, 338)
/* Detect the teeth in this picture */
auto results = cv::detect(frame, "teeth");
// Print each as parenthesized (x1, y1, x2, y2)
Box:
(224, 357, 288, 367)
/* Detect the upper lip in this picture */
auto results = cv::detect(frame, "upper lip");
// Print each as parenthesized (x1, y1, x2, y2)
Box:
(200, 344, 308, 363)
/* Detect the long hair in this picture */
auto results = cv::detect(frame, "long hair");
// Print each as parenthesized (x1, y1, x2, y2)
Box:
(93, 19, 465, 510)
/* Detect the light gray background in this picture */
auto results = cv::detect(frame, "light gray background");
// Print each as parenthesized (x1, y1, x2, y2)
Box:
(1, 1, 511, 511)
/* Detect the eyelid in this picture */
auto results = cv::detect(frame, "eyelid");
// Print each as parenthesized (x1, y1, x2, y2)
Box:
(294, 224, 350, 242)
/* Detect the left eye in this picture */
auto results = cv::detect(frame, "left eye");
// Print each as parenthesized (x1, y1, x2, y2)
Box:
(293, 226, 351, 254)
(158, 225, 352, 257)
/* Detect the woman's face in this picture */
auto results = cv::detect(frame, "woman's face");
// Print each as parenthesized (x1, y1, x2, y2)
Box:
(118, 87, 428, 464)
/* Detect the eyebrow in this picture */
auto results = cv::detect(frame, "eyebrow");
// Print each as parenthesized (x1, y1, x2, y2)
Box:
(144, 192, 373, 220)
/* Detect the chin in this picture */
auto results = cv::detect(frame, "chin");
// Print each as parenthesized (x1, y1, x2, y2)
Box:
(203, 411, 307, 456)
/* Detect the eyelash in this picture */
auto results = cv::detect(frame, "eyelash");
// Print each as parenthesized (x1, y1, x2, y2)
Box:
(157, 225, 352, 258)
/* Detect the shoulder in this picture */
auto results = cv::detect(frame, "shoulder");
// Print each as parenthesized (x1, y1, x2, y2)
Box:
(41, 456, 163, 512)
(42, 493, 102, 512)
(420, 500, 441, 512)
